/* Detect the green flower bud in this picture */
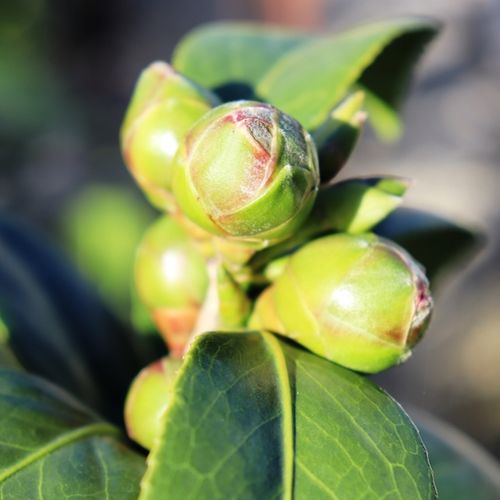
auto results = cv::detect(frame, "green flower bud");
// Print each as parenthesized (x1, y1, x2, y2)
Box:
(172, 101, 320, 244)
(250, 233, 432, 373)
(135, 215, 209, 356)
(124, 356, 181, 450)
(121, 61, 219, 211)
(312, 91, 366, 184)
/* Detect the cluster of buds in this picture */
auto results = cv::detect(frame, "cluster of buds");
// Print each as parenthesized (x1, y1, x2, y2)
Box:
(121, 62, 433, 448)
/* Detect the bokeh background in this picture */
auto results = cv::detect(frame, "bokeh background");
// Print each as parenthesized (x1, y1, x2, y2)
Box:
(1, 0, 499, 459)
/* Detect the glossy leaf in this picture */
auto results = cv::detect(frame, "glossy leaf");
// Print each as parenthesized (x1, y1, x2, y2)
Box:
(258, 17, 439, 133)
(141, 332, 435, 499)
(172, 22, 309, 99)
(415, 412, 500, 499)
(0, 369, 145, 498)
(375, 208, 479, 282)
(0, 214, 163, 424)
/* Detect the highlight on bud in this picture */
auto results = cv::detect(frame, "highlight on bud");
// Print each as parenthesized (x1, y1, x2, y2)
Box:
(121, 61, 218, 210)
(172, 100, 320, 244)
(312, 91, 366, 184)
(134, 215, 209, 356)
(250, 233, 432, 373)
(124, 356, 181, 450)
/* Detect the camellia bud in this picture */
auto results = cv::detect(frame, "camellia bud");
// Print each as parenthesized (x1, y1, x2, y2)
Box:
(135, 215, 209, 356)
(124, 356, 181, 450)
(121, 61, 218, 211)
(250, 233, 432, 373)
(172, 101, 320, 244)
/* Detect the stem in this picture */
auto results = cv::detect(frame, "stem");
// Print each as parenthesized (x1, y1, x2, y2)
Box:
(184, 258, 220, 354)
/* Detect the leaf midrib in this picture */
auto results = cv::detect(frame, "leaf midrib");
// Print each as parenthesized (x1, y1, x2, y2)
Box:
(260, 332, 294, 500)
(0, 422, 119, 482)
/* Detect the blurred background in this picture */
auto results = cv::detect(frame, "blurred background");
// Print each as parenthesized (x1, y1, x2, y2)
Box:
(1, 0, 499, 459)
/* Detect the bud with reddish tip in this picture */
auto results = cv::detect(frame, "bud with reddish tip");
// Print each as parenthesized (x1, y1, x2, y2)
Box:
(121, 61, 219, 211)
(135, 215, 209, 356)
(172, 101, 320, 245)
(250, 233, 432, 373)
(124, 356, 181, 450)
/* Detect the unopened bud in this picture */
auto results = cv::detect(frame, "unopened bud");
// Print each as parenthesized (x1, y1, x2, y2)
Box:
(135, 216, 209, 356)
(124, 356, 181, 450)
(172, 101, 320, 244)
(251, 233, 432, 373)
(121, 62, 218, 210)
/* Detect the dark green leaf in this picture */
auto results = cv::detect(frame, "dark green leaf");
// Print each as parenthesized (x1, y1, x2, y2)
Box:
(257, 17, 439, 134)
(141, 332, 435, 499)
(172, 22, 309, 99)
(0, 214, 163, 424)
(375, 208, 480, 283)
(414, 411, 500, 499)
(0, 369, 144, 498)
(356, 21, 438, 141)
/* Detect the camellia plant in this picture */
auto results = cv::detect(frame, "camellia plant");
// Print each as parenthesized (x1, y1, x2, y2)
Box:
(1, 16, 499, 500)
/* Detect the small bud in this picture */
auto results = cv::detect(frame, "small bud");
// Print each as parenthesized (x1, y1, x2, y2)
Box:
(312, 91, 366, 184)
(250, 233, 432, 373)
(135, 216, 209, 356)
(121, 62, 219, 211)
(172, 101, 320, 244)
(124, 356, 181, 450)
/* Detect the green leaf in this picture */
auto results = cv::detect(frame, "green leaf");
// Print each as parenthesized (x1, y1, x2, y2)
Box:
(414, 411, 500, 499)
(0, 214, 163, 424)
(0, 369, 145, 498)
(0, 321, 20, 369)
(141, 332, 435, 499)
(172, 22, 309, 99)
(375, 208, 480, 283)
(257, 17, 439, 134)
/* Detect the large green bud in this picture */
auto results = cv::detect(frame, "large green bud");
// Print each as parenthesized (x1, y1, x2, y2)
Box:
(124, 356, 181, 450)
(121, 61, 218, 211)
(250, 233, 432, 373)
(172, 101, 320, 244)
(135, 215, 209, 356)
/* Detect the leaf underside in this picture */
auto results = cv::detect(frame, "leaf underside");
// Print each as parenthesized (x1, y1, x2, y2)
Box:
(141, 332, 435, 499)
